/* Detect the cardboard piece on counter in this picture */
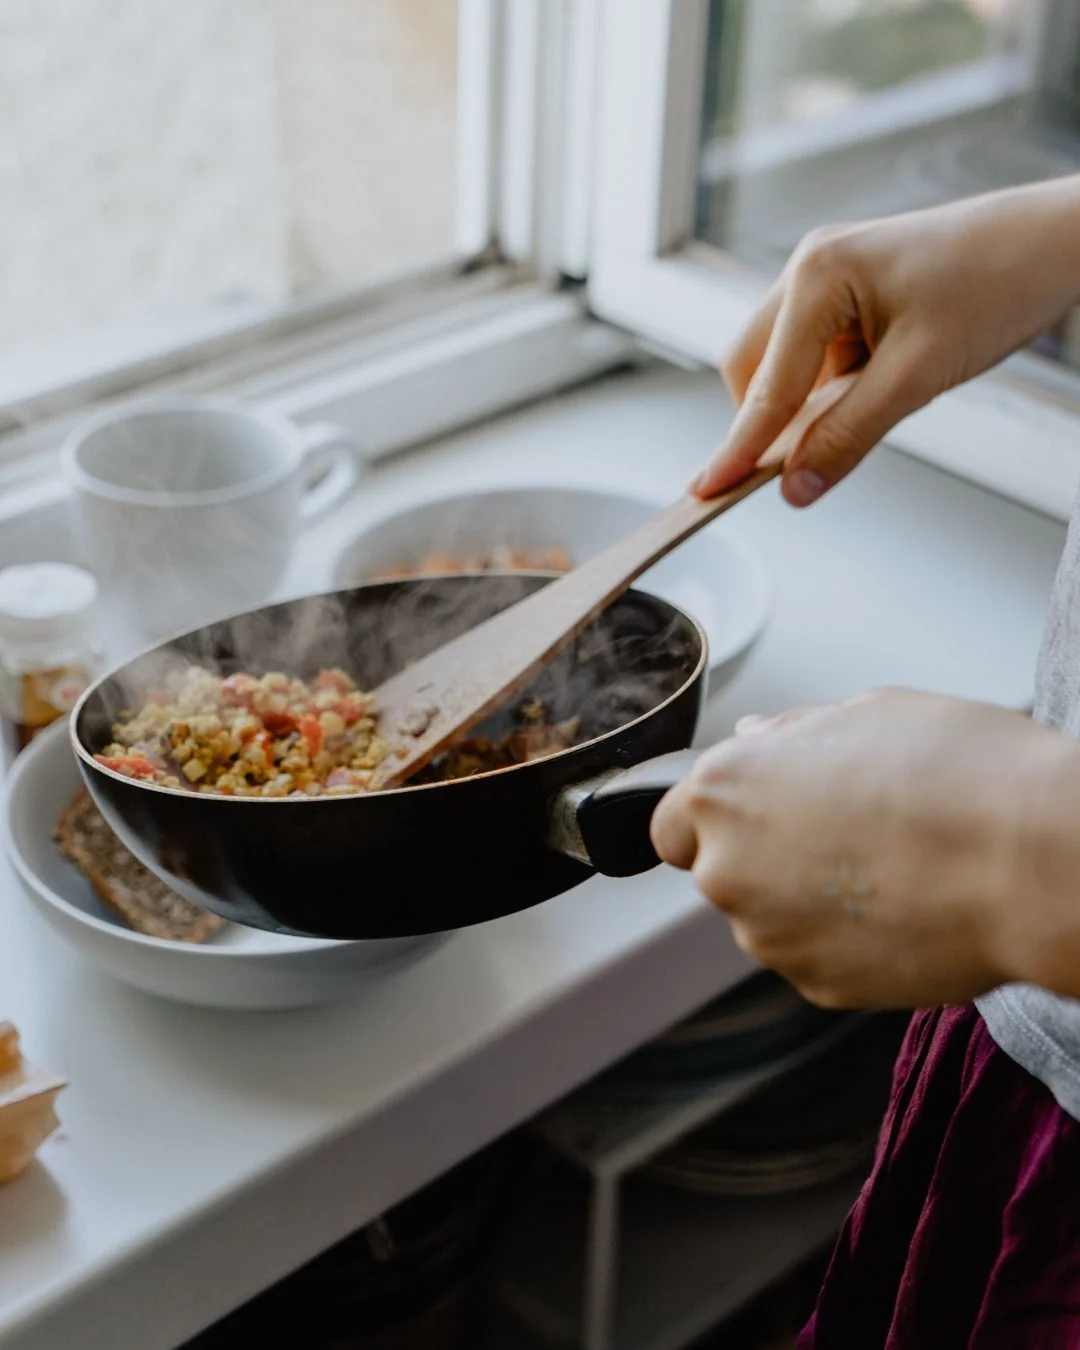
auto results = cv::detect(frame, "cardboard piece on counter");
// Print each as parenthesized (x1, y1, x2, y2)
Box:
(0, 1021, 66, 1185)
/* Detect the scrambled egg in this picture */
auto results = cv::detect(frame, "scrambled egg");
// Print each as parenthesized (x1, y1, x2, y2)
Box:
(96, 666, 390, 797)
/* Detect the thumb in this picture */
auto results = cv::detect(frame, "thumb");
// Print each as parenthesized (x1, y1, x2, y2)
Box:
(781, 337, 934, 508)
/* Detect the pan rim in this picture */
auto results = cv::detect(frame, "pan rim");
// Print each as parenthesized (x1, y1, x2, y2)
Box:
(71, 572, 709, 804)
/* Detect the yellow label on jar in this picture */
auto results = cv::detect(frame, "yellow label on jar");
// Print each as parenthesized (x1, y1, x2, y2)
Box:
(0, 665, 91, 753)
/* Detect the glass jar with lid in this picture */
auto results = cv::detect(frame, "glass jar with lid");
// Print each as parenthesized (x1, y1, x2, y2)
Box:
(0, 563, 100, 765)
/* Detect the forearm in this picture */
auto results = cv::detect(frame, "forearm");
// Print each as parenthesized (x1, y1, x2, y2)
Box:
(997, 726, 1080, 998)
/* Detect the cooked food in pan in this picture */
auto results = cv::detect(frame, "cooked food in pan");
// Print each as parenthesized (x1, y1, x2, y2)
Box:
(93, 665, 587, 798)
(415, 700, 581, 783)
(95, 666, 389, 797)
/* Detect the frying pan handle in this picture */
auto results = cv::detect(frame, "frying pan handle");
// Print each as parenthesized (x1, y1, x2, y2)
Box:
(549, 749, 700, 878)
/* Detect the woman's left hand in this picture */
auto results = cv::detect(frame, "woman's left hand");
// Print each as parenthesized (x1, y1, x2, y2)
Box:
(650, 689, 1071, 1009)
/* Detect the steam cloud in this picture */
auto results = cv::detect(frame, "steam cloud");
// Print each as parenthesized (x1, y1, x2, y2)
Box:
(82, 464, 699, 768)
(85, 573, 697, 773)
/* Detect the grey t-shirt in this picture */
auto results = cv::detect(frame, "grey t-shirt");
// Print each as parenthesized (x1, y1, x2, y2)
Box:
(977, 491, 1080, 1119)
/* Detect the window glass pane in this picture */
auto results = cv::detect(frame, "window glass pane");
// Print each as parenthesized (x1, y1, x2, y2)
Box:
(696, 1, 1080, 370)
(0, 0, 458, 359)
(706, 0, 1022, 140)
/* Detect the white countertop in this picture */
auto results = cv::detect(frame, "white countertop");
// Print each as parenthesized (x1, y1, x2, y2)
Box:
(0, 366, 1069, 1350)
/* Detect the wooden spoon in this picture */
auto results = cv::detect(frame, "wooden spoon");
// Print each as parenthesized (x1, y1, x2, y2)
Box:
(369, 375, 855, 789)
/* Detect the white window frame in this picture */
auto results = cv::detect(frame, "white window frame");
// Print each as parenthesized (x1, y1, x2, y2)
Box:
(0, 0, 637, 502)
(585, 0, 1080, 523)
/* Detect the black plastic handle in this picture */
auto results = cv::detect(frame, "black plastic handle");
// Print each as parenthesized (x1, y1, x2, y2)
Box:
(549, 749, 700, 878)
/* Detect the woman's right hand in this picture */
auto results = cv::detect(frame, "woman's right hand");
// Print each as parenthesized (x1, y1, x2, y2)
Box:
(695, 176, 1080, 508)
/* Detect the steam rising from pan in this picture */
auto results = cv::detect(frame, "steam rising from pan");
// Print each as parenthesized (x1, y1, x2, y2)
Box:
(87, 479, 703, 776)
(81, 574, 696, 778)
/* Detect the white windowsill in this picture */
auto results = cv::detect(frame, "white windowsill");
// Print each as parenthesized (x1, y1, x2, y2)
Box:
(0, 281, 638, 539)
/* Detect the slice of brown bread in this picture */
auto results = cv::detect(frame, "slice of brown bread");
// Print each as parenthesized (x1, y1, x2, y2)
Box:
(54, 790, 225, 944)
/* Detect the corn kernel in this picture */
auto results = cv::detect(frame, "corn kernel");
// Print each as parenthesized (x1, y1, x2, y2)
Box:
(318, 710, 346, 739)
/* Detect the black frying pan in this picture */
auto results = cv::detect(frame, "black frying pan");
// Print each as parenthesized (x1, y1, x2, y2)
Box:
(72, 573, 704, 939)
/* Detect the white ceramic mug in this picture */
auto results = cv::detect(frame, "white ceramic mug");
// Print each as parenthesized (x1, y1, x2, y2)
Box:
(61, 397, 361, 651)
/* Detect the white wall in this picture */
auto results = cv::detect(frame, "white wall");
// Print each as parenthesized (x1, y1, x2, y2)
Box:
(0, 0, 458, 353)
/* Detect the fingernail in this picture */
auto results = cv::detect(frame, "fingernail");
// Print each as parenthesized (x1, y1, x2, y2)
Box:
(689, 471, 710, 499)
(784, 468, 827, 508)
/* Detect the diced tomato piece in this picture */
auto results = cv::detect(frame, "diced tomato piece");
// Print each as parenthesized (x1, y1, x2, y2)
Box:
(330, 695, 367, 727)
(261, 710, 298, 736)
(298, 715, 323, 756)
(95, 754, 157, 780)
(313, 669, 353, 694)
(240, 729, 273, 761)
(221, 673, 259, 708)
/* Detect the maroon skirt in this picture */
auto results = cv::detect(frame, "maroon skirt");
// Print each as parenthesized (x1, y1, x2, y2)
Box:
(798, 1003, 1080, 1350)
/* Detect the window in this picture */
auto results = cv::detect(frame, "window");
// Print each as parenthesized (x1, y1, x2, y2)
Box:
(694, 0, 1080, 368)
(696, 0, 1031, 269)
(588, 0, 1080, 519)
(6, 2, 1080, 520)
(0, 0, 636, 497)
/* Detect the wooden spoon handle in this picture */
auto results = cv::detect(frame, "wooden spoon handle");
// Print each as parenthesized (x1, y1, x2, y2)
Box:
(370, 375, 855, 789)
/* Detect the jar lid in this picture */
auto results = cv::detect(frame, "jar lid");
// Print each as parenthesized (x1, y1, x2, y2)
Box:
(0, 564, 98, 647)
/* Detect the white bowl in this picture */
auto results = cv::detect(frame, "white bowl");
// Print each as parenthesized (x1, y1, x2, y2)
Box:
(332, 486, 771, 694)
(2, 721, 449, 1010)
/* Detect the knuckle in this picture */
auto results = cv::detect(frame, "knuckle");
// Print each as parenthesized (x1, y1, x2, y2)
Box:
(680, 768, 715, 812)
(804, 414, 866, 468)
(692, 740, 735, 783)
(692, 850, 743, 915)
(733, 712, 771, 737)
(882, 344, 939, 407)
(684, 787, 716, 824)
(748, 374, 803, 422)
(687, 753, 744, 810)
(652, 779, 685, 820)
(718, 345, 749, 388)
(792, 225, 847, 280)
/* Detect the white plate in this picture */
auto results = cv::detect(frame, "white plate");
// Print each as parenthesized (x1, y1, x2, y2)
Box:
(2, 721, 449, 1010)
(331, 485, 771, 694)
(645, 1133, 875, 1197)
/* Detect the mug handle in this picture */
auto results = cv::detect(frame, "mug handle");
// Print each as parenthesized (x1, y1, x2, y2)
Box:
(297, 421, 362, 521)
